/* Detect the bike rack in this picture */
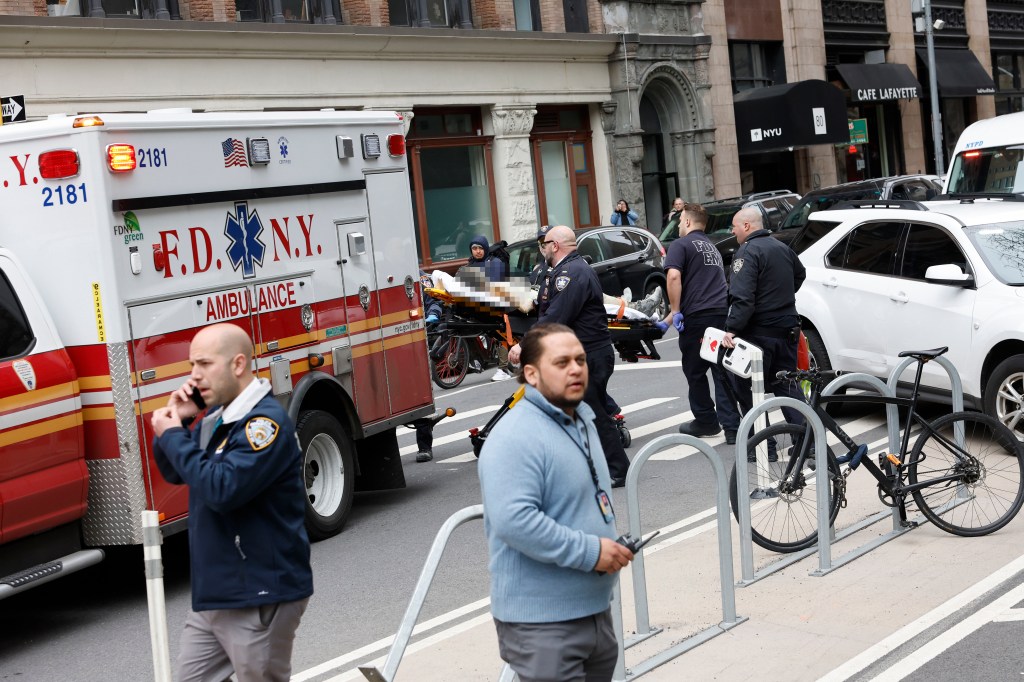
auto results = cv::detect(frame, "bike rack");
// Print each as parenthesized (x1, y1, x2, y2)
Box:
(736, 397, 830, 585)
(618, 433, 747, 679)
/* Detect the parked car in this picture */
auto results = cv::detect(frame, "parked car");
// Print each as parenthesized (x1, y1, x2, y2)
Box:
(784, 175, 943, 254)
(505, 225, 669, 318)
(794, 197, 1024, 440)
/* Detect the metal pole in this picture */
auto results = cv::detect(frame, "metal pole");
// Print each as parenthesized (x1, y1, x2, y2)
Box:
(142, 511, 172, 682)
(923, 0, 945, 175)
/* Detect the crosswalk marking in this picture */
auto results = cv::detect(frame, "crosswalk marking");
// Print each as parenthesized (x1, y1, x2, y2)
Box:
(397, 405, 501, 455)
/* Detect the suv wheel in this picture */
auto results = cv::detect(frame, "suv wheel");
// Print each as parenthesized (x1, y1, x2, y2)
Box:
(984, 355, 1024, 441)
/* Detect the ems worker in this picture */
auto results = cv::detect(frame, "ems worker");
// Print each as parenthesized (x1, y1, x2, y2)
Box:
(508, 225, 631, 487)
(723, 207, 807, 426)
(661, 202, 741, 444)
(151, 323, 313, 682)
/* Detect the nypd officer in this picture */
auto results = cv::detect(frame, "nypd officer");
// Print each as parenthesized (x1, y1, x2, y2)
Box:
(508, 225, 631, 487)
(722, 207, 806, 425)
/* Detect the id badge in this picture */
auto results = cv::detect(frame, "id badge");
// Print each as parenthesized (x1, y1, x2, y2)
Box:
(595, 489, 614, 523)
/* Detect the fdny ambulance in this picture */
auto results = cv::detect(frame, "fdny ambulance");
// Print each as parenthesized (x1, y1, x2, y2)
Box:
(0, 110, 434, 598)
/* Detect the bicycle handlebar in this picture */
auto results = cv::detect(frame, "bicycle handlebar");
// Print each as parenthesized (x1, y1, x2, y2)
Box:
(776, 368, 845, 383)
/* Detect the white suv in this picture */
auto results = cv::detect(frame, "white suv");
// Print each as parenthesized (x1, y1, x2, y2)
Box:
(795, 198, 1024, 439)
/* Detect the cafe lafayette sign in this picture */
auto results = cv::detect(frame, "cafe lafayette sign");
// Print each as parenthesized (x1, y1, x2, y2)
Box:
(856, 85, 918, 101)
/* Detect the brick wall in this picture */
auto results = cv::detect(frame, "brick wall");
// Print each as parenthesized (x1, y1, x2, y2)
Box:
(539, 0, 563, 32)
(0, 0, 38, 15)
(475, 0, 499, 29)
(346, 0, 371, 24)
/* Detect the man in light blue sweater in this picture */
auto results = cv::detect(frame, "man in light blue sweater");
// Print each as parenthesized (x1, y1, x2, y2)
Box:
(479, 322, 634, 682)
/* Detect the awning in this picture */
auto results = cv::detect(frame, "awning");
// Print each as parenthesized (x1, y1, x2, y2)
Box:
(836, 63, 921, 102)
(733, 80, 848, 155)
(916, 48, 996, 97)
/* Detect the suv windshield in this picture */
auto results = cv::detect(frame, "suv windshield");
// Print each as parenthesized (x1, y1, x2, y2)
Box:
(705, 202, 742, 237)
(964, 221, 1024, 285)
(947, 145, 1024, 195)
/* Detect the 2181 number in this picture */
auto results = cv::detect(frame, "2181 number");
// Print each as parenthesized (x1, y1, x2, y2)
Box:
(42, 183, 88, 207)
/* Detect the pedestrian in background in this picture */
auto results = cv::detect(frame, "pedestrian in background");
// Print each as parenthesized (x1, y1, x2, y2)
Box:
(662, 197, 684, 234)
(151, 323, 312, 682)
(479, 323, 633, 682)
(723, 207, 807, 428)
(662, 202, 741, 444)
(508, 225, 632, 486)
(609, 199, 639, 226)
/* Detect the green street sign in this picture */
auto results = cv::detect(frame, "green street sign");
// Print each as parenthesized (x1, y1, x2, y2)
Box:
(849, 118, 869, 145)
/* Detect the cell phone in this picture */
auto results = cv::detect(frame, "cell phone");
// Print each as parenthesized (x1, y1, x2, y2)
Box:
(189, 387, 206, 410)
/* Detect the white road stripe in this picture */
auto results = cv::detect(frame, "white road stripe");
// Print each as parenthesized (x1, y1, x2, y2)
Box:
(865, 582, 1024, 682)
(820, 553, 1024, 682)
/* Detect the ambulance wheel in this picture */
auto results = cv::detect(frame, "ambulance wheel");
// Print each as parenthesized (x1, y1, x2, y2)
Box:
(297, 410, 355, 541)
(432, 337, 469, 390)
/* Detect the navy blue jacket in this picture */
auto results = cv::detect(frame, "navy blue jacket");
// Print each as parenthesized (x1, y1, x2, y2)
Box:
(466, 235, 508, 282)
(726, 230, 806, 334)
(537, 251, 611, 352)
(154, 380, 313, 611)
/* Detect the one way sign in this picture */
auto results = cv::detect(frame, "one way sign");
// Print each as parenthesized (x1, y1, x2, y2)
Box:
(2, 95, 26, 124)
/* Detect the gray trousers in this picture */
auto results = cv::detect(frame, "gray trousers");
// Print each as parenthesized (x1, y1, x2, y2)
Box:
(495, 608, 618, 682)
(177, 597, 309, 682)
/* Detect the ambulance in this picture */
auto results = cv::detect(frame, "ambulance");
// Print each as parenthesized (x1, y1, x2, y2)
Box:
(944, 110, 1024, 195)
(0, 110, 434, 598)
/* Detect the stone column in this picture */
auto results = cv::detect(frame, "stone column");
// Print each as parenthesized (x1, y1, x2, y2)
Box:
(490, 104, 539, 243)
(964, 0, 996, 121)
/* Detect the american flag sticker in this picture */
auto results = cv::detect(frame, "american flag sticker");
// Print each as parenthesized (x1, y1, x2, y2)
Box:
(221, 138, 248, 168)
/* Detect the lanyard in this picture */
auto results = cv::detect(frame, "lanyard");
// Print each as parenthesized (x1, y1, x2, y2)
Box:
(553, 412, 602, 494)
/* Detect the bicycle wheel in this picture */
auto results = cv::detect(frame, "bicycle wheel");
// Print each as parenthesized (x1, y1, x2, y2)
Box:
(908, 411, 1024, 537)
(729, 423, 842, 553)
(431, 337, 469, 389)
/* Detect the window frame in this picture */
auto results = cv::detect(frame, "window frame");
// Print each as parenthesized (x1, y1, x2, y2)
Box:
(0, 268, 35, 361)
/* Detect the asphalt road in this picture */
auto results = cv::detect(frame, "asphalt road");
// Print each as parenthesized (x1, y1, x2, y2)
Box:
(1, 334, 1010, 681)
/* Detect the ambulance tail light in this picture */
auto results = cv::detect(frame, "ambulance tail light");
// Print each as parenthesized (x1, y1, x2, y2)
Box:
(39, 149, 81, 179)
(387, 134, 406, 157)
(107, 144, 137, 172)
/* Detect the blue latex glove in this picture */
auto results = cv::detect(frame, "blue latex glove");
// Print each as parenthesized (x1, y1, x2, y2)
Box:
(672, 312, 685, 333)
(426, 314, 439, 324)
(654, 320, 669, 333)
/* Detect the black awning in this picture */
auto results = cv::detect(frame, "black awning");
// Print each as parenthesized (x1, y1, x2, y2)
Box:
(836, 63, 922, 102)
(916, 48, 996, 97)
(733, 80, 848, 156)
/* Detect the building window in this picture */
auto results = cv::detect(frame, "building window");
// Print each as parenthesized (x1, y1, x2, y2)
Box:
(232, 0, 340, 22)
(531, 106, 598, 229)
(562, 0, 588, 32)
(730, 42, 784, 93)
(387, 0, 471, 27)
(514, 0, 541, 30)
(408, 108, 498, 267)
(993, 52, 1024, 115)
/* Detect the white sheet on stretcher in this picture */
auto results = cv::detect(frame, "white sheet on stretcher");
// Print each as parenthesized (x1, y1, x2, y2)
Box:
(428, 271, 654, 321)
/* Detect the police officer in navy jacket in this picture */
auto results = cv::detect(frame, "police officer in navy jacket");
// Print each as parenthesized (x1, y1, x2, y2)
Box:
(152, 323, 313, 682)
(509, 225, 631, 486)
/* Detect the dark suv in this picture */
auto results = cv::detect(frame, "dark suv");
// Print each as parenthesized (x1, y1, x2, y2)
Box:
(666, 190, 801, 269)
(783, 175, 943, 254)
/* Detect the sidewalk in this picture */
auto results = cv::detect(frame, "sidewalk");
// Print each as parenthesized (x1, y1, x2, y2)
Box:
(382, 464, 1024, 681)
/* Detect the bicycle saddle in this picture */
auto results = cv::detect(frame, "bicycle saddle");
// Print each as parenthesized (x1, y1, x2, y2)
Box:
(897, 347, 948, 361)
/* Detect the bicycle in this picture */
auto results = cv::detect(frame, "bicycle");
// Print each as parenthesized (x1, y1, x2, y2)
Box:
(730, 346, 1024, 554)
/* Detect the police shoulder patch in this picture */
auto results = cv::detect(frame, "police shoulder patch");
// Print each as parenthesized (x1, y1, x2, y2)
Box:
(245, 417, 280, 451)
(554, 275, 571, 291)
(732, 258, 744, 274)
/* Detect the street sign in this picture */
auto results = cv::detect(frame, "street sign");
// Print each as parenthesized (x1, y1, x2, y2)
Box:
(2, 95, 26, 124)
(849, 118, 869, 144)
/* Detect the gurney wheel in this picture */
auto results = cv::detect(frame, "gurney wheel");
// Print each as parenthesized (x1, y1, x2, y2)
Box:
(618, 425, 631, 448)
(432, 337, 469, 389)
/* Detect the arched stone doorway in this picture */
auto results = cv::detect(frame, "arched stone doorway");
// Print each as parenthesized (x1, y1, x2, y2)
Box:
(638, 66, 709, 233)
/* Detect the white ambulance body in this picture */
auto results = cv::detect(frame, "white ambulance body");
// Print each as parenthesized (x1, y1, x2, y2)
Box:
(0, 110, 433, 597)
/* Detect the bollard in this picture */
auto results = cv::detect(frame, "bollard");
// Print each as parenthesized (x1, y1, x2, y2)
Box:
(142, 510, 172, 682)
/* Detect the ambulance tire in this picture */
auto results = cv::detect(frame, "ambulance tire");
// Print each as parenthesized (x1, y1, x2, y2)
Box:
(297, 410, 356, 541)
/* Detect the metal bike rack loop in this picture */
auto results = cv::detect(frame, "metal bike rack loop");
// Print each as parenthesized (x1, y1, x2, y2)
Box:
(736, 397, 828, 585)
(615, 433, 747, 680)
(359, 505, 486, 682)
